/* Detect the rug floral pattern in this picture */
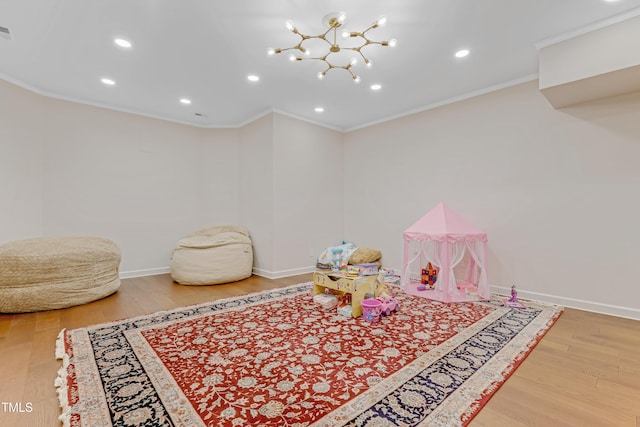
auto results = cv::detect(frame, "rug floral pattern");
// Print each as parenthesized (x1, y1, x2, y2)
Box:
(56, 283, 562, 427)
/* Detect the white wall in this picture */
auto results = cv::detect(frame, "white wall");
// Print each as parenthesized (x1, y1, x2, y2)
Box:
(1, 80, 241, 275)
(1, 81, 344, 280)
(239, 114, 275, 273)
(272, 114, 343, 275)
(238, 113, 344, 278)
(344, 81, 640, 319)
(5, 77, 640, 319)
(0, 81, 44, 242)
(199, 128, 241, 227)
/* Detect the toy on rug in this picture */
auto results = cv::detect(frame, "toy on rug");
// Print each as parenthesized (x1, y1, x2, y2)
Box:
(503, 285, 526, 309)
(420, 262, 439, 290)
(376, 293, 399, 316)
(382, 268, 401, 285)
(314, 289, 339, 311)
(376, 270, 399, 316)
(337, 293, 353, 317)
(361, 298, 382, 322)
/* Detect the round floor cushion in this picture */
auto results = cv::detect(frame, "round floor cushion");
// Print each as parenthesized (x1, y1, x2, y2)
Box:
(0, 236, 121, 313)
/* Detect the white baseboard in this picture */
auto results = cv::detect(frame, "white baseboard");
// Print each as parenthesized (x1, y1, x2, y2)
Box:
(117, 266, 639, 321)
(252, 266, 316, 280)
(119, 265, 315, 281)
(120, 267, 171, 279)
(491, 285, 640, 321)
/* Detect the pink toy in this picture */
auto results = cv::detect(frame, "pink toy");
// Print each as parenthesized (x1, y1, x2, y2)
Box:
(503, 285, 526, 309)
(361, 299, 382, 322)
(376, 295, 399, 316)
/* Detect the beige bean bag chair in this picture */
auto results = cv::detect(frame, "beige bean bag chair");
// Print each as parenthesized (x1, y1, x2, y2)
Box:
(170, 225, 253, 285)
(0, 236, 121, 313)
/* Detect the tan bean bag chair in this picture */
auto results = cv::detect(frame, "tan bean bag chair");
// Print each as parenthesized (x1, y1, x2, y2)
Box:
(0, 236, 121, 313)
(170, 225, 253, 285)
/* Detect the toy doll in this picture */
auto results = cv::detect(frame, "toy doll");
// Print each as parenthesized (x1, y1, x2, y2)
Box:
(503, 285, 526, 309)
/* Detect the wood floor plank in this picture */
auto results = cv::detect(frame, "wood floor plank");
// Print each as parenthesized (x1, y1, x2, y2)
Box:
(1, 273, 639, 427)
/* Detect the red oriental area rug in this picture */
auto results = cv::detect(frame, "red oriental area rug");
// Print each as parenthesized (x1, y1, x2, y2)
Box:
(55, 283, 562, 427)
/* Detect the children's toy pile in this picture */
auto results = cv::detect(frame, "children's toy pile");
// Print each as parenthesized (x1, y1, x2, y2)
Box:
(316, 243, 382, 274)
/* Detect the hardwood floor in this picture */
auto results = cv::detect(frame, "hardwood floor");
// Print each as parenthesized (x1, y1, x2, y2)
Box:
(1, 273, 638, 426)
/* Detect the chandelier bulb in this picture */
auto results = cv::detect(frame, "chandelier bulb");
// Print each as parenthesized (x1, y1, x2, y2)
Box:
(267, 48, 275, 55)
(365, 59, 372, 68)
(388, 38, 397, 47)
(350, 57, 358, 66)
(285, 20, 295, 31)
(289, 54, 297, 62)
(304, 48, 310, 56)
(317, 71, 325, 80)
(341, 31, 350, 39)
(337, 12, 347, 24)
(377, 16, 388, 27)
(353, 75, 361, 84)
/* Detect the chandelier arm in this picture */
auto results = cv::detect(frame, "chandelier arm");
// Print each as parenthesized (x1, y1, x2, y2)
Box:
(320, 27, 334, 40)
(304, 56, 333, 63)
(305, 34, 333, 49)
(362, 23, 379, 34)
(277, 46, 303, 53)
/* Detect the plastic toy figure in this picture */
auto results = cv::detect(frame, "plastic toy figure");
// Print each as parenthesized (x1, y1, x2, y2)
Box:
(503, 285, 526, 309)
(376, 294, 399, 316)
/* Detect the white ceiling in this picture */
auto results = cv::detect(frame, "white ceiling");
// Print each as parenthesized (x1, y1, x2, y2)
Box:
(1, 0, 640, 131)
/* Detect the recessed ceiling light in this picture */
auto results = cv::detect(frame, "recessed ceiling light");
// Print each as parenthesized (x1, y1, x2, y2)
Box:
(114, 38, 132, 48)
(100, 77, 115, 86)
(247, 74, 260, 82)
(370, 84, 382, 91)
(455, 49, 470, 58)
(314, 107, 324, 113)
(180, 98, 192, 105)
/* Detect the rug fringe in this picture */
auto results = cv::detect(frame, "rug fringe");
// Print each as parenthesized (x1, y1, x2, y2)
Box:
(55, 328, 66, 360)
(55, 329, 72, 427)
(55, 364, 72, 427)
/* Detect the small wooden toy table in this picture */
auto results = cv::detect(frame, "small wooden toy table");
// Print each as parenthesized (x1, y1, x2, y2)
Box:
(313, 271, 383, 318)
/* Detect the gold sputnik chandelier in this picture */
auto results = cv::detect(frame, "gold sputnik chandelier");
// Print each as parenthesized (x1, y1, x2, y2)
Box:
(267, 12, 396, 83)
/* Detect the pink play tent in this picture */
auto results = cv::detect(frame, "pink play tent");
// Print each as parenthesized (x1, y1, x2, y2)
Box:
(403, 203, 489, 303)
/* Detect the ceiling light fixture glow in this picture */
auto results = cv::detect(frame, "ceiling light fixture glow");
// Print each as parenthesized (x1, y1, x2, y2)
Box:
(114, 38, 132, 48)
(100, 77, 115, 86)
(268, 12, 396, 83)
(314, 107, 324, 113)
(247, 74, 260, 82)
(455, 49, 470, 58)
(370, 84, 382, 91)
(179, 98, 192, 105)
